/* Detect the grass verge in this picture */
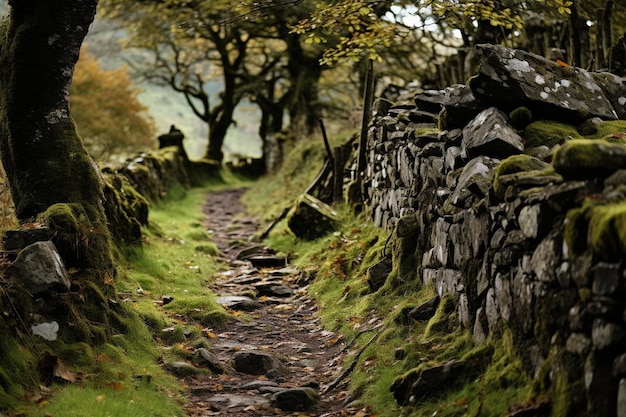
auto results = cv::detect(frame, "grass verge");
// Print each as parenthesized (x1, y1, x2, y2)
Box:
(15, 177, 246, 417)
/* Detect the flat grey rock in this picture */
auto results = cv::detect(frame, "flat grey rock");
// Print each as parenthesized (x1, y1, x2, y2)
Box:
(215, 295, 260, 311)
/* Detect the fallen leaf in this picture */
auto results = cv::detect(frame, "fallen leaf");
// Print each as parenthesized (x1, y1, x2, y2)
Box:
(103, 271, 115, 286)
(106, 382, 125, 391)
(556, 59, 570, 68)
(95, 394, 105, 403)
(97, 354, 113, 363)
(453, 398, 469, 406)
(53, 358, 77, 383)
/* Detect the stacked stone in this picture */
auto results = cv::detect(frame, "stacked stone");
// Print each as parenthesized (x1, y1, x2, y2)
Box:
(364, 44, 626, 416)
(367, 99, 439, 228)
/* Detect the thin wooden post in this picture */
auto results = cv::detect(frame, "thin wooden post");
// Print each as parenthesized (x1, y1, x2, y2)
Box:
(319, 118, 334, 168)
(357, 60, 375, 201)
(333, 146, 344, 204)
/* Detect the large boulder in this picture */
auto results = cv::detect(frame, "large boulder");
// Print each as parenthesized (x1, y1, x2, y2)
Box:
(470, 44, 620, 122)
(286, 194, 340, 240)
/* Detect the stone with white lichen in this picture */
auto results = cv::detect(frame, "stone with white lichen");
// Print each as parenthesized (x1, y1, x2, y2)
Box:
(470, 44, 621, 122)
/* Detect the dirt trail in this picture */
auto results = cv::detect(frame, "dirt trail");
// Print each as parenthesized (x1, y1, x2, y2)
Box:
(183, 188, 366, 417)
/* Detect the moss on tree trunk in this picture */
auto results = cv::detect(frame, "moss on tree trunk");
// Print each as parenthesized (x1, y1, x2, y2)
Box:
(0, 0, 115, 322)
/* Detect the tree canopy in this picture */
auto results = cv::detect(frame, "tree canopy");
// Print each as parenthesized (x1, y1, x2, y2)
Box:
(99, 0, 626, 165)
(100, 0, 331, 165)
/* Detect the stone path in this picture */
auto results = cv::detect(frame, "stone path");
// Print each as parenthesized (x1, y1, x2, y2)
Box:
(183, 188, 366, 416)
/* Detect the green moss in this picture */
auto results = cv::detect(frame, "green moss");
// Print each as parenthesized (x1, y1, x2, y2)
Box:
(492, 155, 552, 199)
(424, 294, 457, 338)
(37, 203, 90, 265)
(184, 229, 211, 241)
(36, 203, 115, 282)
(121, 183, 150, 224)
(533, 348, 585, 417)
(0, 331, 39, 411)
(522, 120, 582, 149)
(56, 342, 95, 368)
(164, 295, 230, 326)
(509, 106, 533, 130)
(564, 207, 588, 257)
(552, 139, 626, 179)
(413, 126, 440, 137)
(386, 229, 421, 289)
(583, 120, 626, 141)
(533, 288, 578, 355)
(194, 243, 219, 255)
(160, 325, 187, 345)
(587, 201, 626, 260)
(481, 330, 529, 392)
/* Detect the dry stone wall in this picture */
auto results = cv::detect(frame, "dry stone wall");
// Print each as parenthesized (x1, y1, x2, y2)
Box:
(364, 44, 626, 416)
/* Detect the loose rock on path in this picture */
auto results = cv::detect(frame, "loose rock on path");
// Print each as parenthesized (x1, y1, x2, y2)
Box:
(183, 188, 367, 416)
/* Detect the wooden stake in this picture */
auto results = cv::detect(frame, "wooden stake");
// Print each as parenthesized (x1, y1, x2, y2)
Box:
(357, 60, 375, 201)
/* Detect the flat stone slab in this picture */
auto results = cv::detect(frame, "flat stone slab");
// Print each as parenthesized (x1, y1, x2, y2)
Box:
(249, 255, 288, 268)
(215, 296, 260, 311)
(470, 44, 620, 122)
(254, 282, 294, 297)
(240, 380, 280, 390)
(205, 393, 270, 408)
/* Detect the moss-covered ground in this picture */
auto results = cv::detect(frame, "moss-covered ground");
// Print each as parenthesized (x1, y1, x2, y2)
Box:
(3, 175, 249, 417)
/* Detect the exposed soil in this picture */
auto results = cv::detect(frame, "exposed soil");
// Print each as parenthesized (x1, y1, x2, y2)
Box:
(183, 188, 368, 417)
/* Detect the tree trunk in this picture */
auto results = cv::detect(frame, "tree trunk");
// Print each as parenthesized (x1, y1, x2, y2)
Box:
(0, 1, 114, 281)
(284, 33, 322, 139)
(206, 117, 229, 162)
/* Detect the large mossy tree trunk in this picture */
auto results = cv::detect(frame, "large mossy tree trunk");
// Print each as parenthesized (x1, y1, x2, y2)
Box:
(0, 1, 115, 303)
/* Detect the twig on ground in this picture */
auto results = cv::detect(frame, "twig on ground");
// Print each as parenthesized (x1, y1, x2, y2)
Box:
(323, 331, 381, 395)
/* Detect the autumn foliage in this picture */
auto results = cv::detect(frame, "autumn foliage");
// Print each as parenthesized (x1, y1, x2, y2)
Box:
(71, 47, 156, 162)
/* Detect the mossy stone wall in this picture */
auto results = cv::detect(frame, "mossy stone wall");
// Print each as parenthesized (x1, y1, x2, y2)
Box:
(363, 54, 626, 416)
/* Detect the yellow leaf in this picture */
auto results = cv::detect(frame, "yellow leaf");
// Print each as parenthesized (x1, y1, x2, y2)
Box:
(95, 395, 105, 403)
